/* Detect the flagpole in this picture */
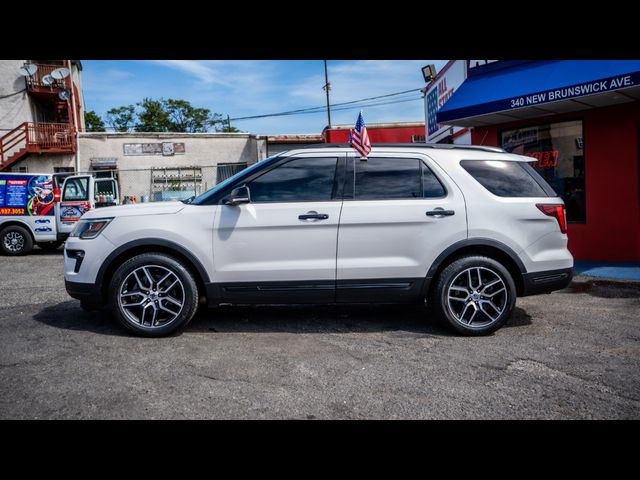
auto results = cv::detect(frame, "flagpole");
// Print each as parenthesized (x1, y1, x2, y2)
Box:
(323, 60, 332, 129)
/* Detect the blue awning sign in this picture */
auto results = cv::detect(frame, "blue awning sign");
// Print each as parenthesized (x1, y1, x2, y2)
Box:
(436, 60, 640, 124)
(508, 74, 636, 109)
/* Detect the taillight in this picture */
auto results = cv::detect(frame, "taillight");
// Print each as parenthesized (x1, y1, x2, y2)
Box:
(53, 188, 61, 202)
(536, 204, 567, 234)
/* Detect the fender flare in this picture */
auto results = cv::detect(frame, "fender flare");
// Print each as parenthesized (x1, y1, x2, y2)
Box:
(426, 238, 527, 280)
(0, 218, 36, 240)
(96, 238, 211, 290)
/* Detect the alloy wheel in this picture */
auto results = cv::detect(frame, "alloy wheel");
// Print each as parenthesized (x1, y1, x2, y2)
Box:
(118, 265, 185, 329)
(446, 266, 508, 329)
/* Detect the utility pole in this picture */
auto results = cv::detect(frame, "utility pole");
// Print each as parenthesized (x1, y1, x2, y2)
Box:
(323, 60, 331, 129)
(227, 114, 231, 132)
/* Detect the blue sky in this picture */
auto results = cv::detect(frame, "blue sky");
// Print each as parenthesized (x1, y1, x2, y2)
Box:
(81, 60, 449, 135)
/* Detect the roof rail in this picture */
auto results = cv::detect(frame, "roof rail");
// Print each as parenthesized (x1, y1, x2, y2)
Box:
(302, 143, 506, 153)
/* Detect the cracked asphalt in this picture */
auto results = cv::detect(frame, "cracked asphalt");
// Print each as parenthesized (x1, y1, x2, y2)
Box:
(1, 248, 639, 419)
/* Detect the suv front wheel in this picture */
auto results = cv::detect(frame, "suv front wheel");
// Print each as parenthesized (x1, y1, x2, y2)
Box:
(108, 253, 200, 337)
(431, 256, 516, 336)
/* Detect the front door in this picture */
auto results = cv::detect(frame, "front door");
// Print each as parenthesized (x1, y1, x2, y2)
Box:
(336, 152, 467, 302)
(212, 154, 344, 303)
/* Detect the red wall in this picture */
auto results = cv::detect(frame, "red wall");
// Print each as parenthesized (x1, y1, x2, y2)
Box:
(471, 102, 640, 261)
(324, 126, 424, 143)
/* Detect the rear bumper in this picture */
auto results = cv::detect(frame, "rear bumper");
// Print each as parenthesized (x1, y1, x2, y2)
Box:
(65, 280, 104, 305)
(521, 267, 573, 296)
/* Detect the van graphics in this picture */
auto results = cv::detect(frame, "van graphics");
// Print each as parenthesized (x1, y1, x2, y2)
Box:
(34, 227, 52, 232)
(60, 201, 90, 223)
(0, 175, 55, 216)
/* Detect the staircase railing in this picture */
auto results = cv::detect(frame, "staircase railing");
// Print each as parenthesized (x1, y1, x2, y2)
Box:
(1, 122, 75, 167)
(0, 122, 28, 165)
(26, 122, 75, 150)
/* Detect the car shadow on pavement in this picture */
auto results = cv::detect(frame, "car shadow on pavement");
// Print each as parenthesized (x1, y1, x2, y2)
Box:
(34, 301, 131, 337)
(34, 300, 532, 337)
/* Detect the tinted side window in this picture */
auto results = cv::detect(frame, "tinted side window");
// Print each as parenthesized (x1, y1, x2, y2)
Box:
(460, 160, 551, 197)
(423, 164, 446, 198)
(247, 157, 338, 203)
(354, 157, 422, 200)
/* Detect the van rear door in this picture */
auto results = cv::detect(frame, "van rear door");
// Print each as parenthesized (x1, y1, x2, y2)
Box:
(94, 177, 119, 206)
(58, 175, 93, 234)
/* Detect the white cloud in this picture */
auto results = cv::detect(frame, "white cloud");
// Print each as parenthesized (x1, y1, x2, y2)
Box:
(149, 60, 232, 87)
(105, 69, 134, 79)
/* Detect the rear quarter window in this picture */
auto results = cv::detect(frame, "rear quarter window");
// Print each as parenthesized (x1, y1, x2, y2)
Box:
(460, 160, 555, 197)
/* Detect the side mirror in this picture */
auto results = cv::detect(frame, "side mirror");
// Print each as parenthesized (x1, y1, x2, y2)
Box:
(222, 186, 250, 206)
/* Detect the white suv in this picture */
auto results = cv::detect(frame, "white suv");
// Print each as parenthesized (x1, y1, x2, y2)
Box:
(64, 144, 573, 336)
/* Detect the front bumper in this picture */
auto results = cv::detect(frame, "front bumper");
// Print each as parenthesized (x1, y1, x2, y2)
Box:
(65, 279, 104, 305)
(521, 267, 573, 296)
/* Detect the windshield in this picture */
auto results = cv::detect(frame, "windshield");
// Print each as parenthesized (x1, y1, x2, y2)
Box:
(190, 155, 282, 205)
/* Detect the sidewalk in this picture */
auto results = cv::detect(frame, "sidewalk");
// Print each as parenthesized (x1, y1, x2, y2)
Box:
(574, 261, 640, 282)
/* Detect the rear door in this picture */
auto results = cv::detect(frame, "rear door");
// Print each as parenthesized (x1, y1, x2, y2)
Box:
(59, 175, 93, 234)
(336, 151, 467, 302)
(94, 178, 119, 206)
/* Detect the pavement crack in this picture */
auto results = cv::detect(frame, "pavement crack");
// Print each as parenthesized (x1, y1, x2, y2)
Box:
(507, 358, 640, 404)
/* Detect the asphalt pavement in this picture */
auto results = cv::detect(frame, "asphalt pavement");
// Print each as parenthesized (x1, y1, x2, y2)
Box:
(0, 248, 639, 419)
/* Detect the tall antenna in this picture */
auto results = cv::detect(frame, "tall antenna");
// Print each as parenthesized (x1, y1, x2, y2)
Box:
(323, 60, 332, 129)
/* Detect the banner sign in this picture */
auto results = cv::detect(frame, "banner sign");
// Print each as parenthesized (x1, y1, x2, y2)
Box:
(0, 175, 55, 216)
(123, 142, 185, 156)
(438, 71, 640, 123)
(425, 60, 468, 143)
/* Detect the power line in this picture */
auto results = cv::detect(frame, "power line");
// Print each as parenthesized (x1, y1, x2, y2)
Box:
(0, 88, 26, 100)
(268, 95, 423, 117)
(227, 88, 423, 122)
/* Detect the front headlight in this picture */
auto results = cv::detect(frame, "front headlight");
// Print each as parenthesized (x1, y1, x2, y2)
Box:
(70, 218, 113, 239)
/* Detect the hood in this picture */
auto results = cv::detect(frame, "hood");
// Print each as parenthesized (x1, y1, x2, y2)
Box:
(83, 201, 186, 219)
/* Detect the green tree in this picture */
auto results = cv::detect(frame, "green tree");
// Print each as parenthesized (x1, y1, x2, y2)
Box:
(135, 98, 171, 132)
(105, 98, 235, 133)
(84, 110, 106, 132)
(165, 99, 211, 132)
(214, 115, 241, 133)
(106, 105, 136, 132)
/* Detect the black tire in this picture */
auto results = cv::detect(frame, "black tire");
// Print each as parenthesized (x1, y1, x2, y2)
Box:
(0, 225, 33, 256)
(108, 253, 199, 337)
(37, 241, 63, 251)
(430, 255, 516, 336)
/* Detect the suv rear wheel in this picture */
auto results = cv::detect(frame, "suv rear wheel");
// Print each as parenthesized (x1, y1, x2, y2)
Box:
(108, 253, 200, 337)
(431, 256, 516, 336)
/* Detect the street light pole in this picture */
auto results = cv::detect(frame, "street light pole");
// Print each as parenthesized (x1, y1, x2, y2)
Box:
(323, 60, 331, 129)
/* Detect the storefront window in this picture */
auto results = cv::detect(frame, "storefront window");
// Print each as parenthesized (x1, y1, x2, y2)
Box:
(501, 120, 585, 222)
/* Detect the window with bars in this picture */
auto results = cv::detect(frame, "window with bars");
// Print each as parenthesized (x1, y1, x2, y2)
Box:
(217, 163, 248, 184)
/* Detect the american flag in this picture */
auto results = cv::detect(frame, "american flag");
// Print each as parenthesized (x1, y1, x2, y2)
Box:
(349, 111, 371, 159)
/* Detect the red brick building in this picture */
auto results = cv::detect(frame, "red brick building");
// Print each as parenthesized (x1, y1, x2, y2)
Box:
(437, 60, 640, 262)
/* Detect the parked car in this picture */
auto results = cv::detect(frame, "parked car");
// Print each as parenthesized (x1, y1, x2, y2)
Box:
(64, 144, 573, 336)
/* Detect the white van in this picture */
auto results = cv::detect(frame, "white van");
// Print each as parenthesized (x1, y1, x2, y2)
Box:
(0, 172, 118, 255)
